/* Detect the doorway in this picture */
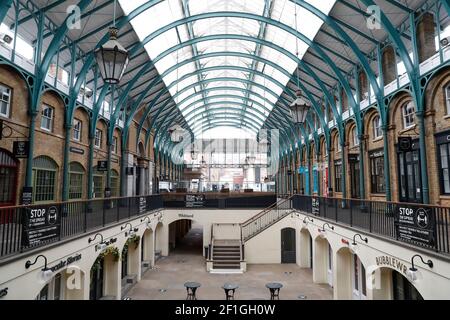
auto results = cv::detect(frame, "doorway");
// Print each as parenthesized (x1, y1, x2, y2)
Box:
(392, 270, 423, 300)
(397, 149, 422, 203)
(352, 254, 367, 300)
(90, 257, 104, 300)
(281, 228, 296, 263)
(349, 155, 360, 199)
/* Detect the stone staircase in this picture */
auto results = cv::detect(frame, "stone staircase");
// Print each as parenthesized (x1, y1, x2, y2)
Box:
(212, 240, 241, 270)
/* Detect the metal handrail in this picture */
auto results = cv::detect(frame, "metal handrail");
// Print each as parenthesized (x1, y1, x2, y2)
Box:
(241, 195, 294, 227)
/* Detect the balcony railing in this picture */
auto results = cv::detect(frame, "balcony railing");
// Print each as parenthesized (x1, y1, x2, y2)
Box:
(0, 195, 163, 260)
(292, 195, 450, 256)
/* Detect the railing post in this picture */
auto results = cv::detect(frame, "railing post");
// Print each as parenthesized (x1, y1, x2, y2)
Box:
(102, 200, 106, 227)
(84, 201, 87, 232)
(335, 198, 338, 222)
(369, 202, 372, 233)
(350, 200, 353, 227)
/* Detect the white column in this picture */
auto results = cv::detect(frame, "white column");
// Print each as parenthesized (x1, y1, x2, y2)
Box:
(128, 240, 142, 282)
(313, 237, 328, 284)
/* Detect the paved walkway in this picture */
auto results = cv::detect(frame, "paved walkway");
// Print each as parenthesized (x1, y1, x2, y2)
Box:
(127, 223, 333, 300)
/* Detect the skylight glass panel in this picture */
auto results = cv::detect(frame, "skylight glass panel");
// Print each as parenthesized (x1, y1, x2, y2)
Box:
(119, 0, 337, 136)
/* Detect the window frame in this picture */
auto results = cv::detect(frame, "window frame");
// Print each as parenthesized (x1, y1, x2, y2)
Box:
(402, 101, 415, 129)
(112, 136, 118, 154)
(372, 115, 382, 140)
(369, 149, 385, 194)
(352, 127, 359, 147)
(436, 133, 450, 195)
(334, 160, 342, 193)
(72, 118, 82, 142)
(40, 105, 55, 132)
(0, 83, 12, 118)
(32, 167, 57, 203)
(445, 84, 450, 116)
(94, 128, 102, 149)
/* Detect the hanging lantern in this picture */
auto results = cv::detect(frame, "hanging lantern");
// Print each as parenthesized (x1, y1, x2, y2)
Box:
(95, 27, 129, 84)
(190, 145, 198, 160)
(290, 90, 311, 124)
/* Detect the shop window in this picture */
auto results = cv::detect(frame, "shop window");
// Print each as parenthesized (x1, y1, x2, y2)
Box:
(446, 84, 450, 115)
(111, 169, 119, 197)
(334, 160, 342, 192)
(0, 149, 18, 206)
(69, 162, 84, 199)
(32, 156, 58, 203)
(372, 115, 382, 139)
(370, 150, 385, 194)
(0, 83, 12, 118)
(402, 101, 415, 129)
(437, 134, 450, 194)
(95, 128, 102, 148)
(73, 118, 82, 141)
(41, 105, 54, 132)
(93, 166, 104, 199)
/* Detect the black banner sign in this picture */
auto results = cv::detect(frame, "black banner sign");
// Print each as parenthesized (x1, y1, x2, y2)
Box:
(13, 141, 29, 158)
(70, 146, 85, 155)
(185, 194, 205, 208)
(22, 205, 61, 248)
(395, 205, 435, 247)
(312, 197, 320, 216)
(97, 161, 108, 171)
(139, 197, 147, 214)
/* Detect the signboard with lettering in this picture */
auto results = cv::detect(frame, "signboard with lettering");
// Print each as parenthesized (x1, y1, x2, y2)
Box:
(70, 147, 85, 155)
(139, 196, 147, 214)
(395, 205, 435, 247)
(97, 161, 108, 171)
(312, 197, 320, 216)
(13, 141, 29, 158)
(22, 205, 61, 248)
(185, 194, 205, 208)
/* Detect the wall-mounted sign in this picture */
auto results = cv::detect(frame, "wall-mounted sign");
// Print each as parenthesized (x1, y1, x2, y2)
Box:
(375, 255, 408, 276)
(97, 161, 108, 171)
(126, 167, 134, 175)
(49, 253, 82, 273)
(348, 154, 359, 162)
(111, 158, 119, 163)
(179, 213, 194, 218)
(185, 194, 205, 208)
(21, 186, 32, 205)
(312, 197, 320, 216)
(395, 205, 435, 247)
(22, 205, 61, 248)
(139, 197, 147, 214)
(70, 147, 85, 155)
(13, 141, 29, 158)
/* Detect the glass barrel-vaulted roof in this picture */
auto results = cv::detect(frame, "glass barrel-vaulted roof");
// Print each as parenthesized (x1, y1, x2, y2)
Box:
(119, 0, 336, 136)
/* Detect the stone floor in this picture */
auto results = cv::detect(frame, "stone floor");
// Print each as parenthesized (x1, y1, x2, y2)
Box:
(126, 223, 333, 300)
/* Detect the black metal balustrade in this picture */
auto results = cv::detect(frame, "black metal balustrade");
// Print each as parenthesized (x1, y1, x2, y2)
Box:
(241, 194, 449, 256)
(292, 195, 449, 255)
(0, 195, 163, 260)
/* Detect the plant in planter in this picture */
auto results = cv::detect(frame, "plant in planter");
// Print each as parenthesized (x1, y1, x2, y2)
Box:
(91, 246, 120, 272)
(126, 234, 141, 249)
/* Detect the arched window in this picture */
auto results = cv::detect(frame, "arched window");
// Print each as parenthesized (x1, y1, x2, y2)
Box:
(69, 162, 84, 200)
(445, 83, 450, 115)
(0, 149, 18, 206)
(352, 127, 359, 146)
(92, 166, 105, 199)
(372, 115, 382, 139)
(111, 170, 119, 197)
(33, 156, 58, 203)
(402, 101, 415, 129)
(336, 134, 341, 152)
